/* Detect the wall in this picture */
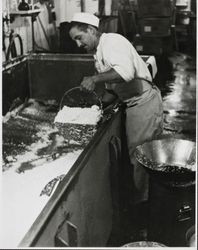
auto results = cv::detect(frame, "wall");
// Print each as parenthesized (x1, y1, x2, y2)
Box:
(54, 0, 82, 27)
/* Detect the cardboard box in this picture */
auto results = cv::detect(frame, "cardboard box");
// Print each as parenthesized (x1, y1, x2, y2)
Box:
(133, 36, 173, 55)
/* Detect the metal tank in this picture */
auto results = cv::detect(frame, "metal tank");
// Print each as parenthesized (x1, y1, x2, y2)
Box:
(2, 54, 123, 247)
(2, 53, 157, 247)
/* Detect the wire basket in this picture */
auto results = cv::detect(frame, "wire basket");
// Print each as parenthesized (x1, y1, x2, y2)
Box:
(59, 86, 103, 110)
(55, 122, 97, 146)
(55, 87, 102, 145)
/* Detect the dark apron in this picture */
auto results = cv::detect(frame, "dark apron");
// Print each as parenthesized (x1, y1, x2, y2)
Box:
(111, 78, 164, 204)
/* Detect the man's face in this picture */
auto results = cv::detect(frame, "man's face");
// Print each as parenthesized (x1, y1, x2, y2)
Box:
(69, 26, 96, 52)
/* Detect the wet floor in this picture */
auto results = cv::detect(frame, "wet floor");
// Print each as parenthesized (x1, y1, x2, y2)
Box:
(160, 52, 196, 142)
(108, 51, 196, 247)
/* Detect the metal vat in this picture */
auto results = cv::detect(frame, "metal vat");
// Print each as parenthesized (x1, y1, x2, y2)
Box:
(2, 53, 159, 247)
(2, 54, 123, 247)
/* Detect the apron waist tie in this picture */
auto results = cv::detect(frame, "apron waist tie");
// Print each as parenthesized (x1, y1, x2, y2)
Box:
(112, 77, 155, 102)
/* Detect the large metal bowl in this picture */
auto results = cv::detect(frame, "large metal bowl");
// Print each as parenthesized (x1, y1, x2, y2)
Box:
(134, 138, 196, 182)
(186, 225, 195, 247)
(122, 241, 167, 247)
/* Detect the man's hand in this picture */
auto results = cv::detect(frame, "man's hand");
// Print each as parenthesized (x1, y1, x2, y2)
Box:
(80, 76, 95, 92)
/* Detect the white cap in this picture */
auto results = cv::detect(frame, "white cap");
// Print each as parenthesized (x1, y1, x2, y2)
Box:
(72, 12, 99, 28)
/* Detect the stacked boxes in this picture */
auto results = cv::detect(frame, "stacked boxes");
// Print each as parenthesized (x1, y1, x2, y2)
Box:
(138, 18, 172, 37)
(133, 0, 175, 55)
(134, 35, 173, 55)
(134, 36, 163, 55)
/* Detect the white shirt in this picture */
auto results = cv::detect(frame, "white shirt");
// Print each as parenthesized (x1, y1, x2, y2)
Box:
(94, 33, 152, 81)
(93, 33, 155, 105)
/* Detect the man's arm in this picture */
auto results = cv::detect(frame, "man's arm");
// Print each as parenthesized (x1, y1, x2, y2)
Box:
(81, 68, 124, 91)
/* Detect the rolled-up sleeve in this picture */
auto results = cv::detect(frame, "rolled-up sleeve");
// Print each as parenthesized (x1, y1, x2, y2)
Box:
(102, 36, 135, 82)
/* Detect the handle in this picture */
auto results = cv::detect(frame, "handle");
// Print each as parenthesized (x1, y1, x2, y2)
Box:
(59, 87, 79, 110)
(59, 86, 103, 111)
(177, 204, 192, 222)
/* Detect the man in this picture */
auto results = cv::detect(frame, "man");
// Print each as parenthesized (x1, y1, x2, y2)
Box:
(69, 12, 163, 203)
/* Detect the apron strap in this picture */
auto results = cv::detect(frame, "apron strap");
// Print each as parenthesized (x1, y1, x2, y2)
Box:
(133, 77, 155, 87)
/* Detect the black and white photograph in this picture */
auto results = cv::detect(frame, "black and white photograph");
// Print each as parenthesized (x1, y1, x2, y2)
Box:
(1, 0, 197, 249)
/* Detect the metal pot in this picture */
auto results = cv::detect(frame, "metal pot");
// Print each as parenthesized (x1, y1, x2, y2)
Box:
(122, 241, 167, 247)
(135, 138, 196, 182)
(186, 225, 195, 247)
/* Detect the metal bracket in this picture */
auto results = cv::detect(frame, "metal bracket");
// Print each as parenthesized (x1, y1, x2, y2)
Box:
(55, 212, 78, 247)
(177, 204, 192, 222)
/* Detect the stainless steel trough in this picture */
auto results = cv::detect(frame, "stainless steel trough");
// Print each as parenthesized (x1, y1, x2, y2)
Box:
(2, 54, 123, 247)
(2, 53, 155, 247)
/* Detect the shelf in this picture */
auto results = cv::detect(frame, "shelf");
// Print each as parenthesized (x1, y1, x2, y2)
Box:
(176, 4, 188, 7)
(10, 9, 42, 17)
(9, 9, 43, 51)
